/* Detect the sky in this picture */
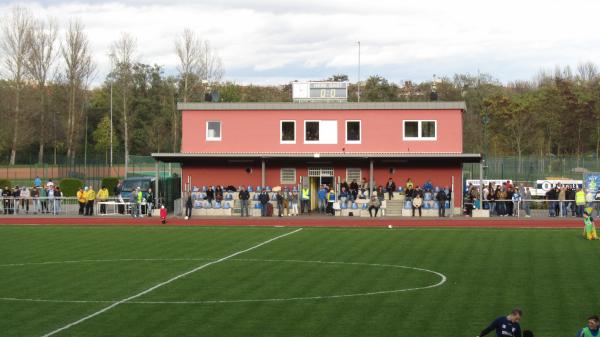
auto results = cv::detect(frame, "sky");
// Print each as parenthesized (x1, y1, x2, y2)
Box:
(1, 0, 600, 87)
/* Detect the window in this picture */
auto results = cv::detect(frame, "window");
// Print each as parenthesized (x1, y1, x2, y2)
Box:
(346, 168, 362, 183)
(346, 121, 361, 143)
(280, 168, 296, 184)
(304, 120, 338, 144)
(403, 120, 436, 140)
(421, 121, 436, 138)
(305, 121, 320, 141)
(206, 121, 221, 141)
(280, 121, 295, 143)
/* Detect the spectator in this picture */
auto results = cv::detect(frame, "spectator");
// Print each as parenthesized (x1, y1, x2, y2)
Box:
(349, 179, 359, 201)
(238, 186, 250, 217)
(77, 187, 86, 216)
(376, 186, 385, 203)
(340, 186, 349, 207)
(34, 176, 42, 188)
(31, 187, 40, 214)
(368, 195, 381, 217)
(114, 179, 123, 197)
(558, 186, 567, 217)
(361, 178, 369, 196)
(185, 193, 192, 219)
(283, 187, 290, 216)
(567, 186, 576, 216)
(290, 190, 299, 216)
(436, 188, 447, 217)
(301, 186, 310, 214)
(98, 186, 109, 215)
(2, 186, 10, 214)
(85, 185, 96, 216)
(412, 193, 423, 217)
(146, 188, 154, 217)
(46, 179, 54, 189)
(40, 185, 48, 214)
(522, 187, 532, 218)
(406, 178, 414, 191)
(326, 188, 335, 215)
(12, 186, 20, 214)
(54, 187, 63, 214)
(20, 186, 30, 214)
(215, 186, 224, 205)
(423, 180, 433, 192)
(276, 191, 284, 217)
(47, 186, 56, 215)
(259, 190, 270, 217)
(386, 178, 396, 200)
(506, 187, 514, 216)
(317, 185, 327, 214)
(512, 187, 521, 217)
(576, 188, 586, 217)
(206, 186, 215, 206)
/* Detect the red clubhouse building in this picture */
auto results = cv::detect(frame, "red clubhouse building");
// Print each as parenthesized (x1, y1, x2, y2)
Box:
(152, 101, 480, 213)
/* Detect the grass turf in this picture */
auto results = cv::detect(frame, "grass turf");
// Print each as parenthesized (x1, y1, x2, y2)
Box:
(0, 225, 597, 337)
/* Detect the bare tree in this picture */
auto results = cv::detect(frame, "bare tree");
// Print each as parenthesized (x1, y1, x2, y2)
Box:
(26, 17, 57, 164)
(175, 28, 202, 103)
(1, 6, 33, 165)
(62, 20, 94, 161)
(110, 32, 137, 177)
(200, 39, 224, 84)
(174, 28, 224, 151)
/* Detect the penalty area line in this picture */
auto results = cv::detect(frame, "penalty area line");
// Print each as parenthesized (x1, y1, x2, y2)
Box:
(38, 227, 303, 337)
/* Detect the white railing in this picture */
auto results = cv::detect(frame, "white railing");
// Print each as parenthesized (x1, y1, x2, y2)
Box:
(0, 196, 155, 217)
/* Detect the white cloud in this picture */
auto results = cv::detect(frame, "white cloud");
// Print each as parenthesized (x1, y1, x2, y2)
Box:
(1, 0, 600, 86)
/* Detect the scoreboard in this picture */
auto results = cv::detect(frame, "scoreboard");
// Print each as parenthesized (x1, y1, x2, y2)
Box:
(292, 81, 348, 102)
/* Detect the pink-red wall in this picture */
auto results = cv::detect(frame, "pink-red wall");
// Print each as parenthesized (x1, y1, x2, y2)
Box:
(181, 109, 463, 153)
(182, 164, 463, 207)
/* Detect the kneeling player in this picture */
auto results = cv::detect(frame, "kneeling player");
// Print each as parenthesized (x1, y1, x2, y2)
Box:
(583, 211, 598, 240)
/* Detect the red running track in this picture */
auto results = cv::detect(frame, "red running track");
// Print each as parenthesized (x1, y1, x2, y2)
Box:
(0, 216, 583, 228)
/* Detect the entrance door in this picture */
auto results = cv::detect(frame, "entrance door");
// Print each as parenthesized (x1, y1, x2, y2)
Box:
(307, 168, 334, 213)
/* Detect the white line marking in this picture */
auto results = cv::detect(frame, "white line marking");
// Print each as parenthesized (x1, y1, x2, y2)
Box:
(37, 228, 303, 337)
(0, 258, 446, 304)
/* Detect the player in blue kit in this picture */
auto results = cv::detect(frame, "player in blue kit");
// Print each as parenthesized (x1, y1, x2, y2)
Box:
(477, 308, 523, 337)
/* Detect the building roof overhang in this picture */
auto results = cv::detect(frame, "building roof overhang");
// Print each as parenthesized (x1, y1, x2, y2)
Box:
(152, 152, 481, 163)
(177, 102, 467, 111)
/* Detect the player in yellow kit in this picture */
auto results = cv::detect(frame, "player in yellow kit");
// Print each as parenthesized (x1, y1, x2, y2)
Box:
(583, 210, 598, 240)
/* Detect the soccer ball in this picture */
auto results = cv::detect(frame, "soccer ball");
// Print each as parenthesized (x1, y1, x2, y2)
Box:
(388, 225, 392, 229)
(185, 216, 189, 220)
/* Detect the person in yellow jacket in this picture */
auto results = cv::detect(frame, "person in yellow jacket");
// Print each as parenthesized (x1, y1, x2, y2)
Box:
(576, 188, 586, 217)
(76, 187, 86, 216)
(97, 186, 109, 214)
(85, 185, 96, 216)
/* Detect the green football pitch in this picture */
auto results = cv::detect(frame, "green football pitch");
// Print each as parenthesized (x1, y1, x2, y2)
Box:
(0, 225, 597, 337)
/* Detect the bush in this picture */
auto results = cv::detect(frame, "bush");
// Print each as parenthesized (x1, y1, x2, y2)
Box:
(0, 179, 11, 190)
(101, 177, 120, 196)
(59, 178, 84, 197)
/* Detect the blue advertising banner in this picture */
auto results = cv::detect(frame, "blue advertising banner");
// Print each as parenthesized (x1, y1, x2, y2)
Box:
(584, 173, 600, 200)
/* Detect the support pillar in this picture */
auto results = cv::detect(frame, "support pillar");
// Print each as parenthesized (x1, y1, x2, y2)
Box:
(261, 159, 266, 188)
(369, 159, 374, 196)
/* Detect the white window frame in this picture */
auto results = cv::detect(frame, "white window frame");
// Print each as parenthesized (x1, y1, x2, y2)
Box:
(280, 168, 297, 184)
(345, 120, 362, 144)
(280, 120, 296, 144)
(402, 120, 437, 141)
(304, 120, 337, 144)
(206, 120, 222, 141)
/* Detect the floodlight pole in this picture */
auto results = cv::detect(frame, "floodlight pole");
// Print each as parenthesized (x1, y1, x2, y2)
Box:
(357, 41, 361, 103)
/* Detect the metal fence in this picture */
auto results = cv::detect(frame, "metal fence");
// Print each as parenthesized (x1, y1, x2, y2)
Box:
(463, 155, 600, 182)
(0, 196, 160, 217)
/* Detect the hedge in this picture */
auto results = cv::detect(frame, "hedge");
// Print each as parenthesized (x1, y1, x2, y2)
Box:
(101, 177, 120, 196)
(59, 178, 84, 197)
(0, 179, 11, 190)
